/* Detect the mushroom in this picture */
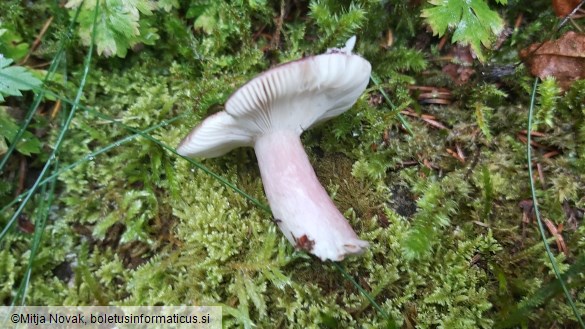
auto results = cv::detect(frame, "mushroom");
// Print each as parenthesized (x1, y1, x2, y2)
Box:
(177, 36, 371, 261)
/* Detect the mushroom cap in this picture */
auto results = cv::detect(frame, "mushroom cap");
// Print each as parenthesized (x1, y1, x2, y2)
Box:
(177, 40, 372, 158)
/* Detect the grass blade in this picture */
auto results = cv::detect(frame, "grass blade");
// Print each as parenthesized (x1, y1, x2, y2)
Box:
(526, 78, 584, 328)
(0, 5, 82, 171)
(1, 2, 99, 244)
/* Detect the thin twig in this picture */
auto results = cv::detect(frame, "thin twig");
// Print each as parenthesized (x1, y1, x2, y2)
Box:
(19, 16, 54, 65)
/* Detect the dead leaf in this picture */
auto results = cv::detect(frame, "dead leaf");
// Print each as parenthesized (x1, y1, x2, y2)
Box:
(442, 45, 475, 85)
(520, 31, 585, 90)
(552, 0, 583, 17)
(18, 214, 35, 234)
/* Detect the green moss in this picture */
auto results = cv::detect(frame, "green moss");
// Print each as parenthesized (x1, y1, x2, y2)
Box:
(1, 1, 584, 328)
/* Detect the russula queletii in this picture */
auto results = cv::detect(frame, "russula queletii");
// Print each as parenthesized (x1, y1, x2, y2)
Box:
(177, 36, 371, 261)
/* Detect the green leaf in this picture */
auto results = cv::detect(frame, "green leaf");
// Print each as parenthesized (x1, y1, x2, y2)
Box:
(158, 0, 179, 12)
(247, 0, 267, 10)
(0, 24, 30, 61)
(0, 57, 42, 102)
(193, 8, 218, 35)
(12, 133, 41, 156)
(67, 0, 158, 57)
(421, 0, 504, 61)
(0, 107, 41, 156)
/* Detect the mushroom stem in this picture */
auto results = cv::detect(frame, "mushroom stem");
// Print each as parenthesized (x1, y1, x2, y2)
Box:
(254, 130, 369, 261)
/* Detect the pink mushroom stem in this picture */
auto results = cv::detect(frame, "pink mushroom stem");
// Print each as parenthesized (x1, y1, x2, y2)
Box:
(254, 130, 369, 261)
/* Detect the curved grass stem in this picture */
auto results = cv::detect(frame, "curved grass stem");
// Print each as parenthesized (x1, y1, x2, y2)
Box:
(0, 5, 82, 171)
(1, 2, 100, 245)
(527, 78, 585, 329)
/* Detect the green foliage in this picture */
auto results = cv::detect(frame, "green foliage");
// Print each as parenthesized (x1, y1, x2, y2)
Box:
(480, 165, 494, 220)
(159, 0, 179, 12)
(309, 0, 367, 51)
(181, 1, 269, 74)
(66, 0, 164, 57)
(0, 107, 41, 156)
(93, 190, 157, 243)
(0, 55, 43, 156)
(0, 249, 17, 301)
(496, 255, 585, 328)
(401, 176, 459, 260)
(559, 80, 585, 169)
(0, 57, 41, 102)
(352, 153, 393, 182)
(563, 80, 585, 114)
(0, 22, 29, 61)
(535, 77, 560, 129)
(417, 235, 498, 328)
(1, 1, 585, 328)
(422, 0, 505, 61)
(466, 83, 507, 142)
(380, 47, 428, 74)
(474, 102, 494, 141)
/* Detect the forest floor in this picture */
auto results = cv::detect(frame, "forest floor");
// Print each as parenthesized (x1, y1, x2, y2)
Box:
(1, 1, 584, 328)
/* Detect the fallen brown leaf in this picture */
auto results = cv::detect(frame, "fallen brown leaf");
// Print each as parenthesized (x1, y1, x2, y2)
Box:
(520, 31, 585, 90)
(18, 215, 35, 234)
(552, 0, 583, 17)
